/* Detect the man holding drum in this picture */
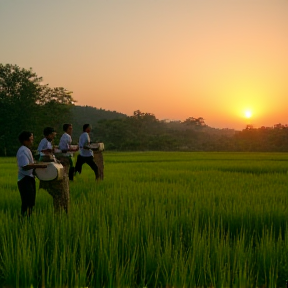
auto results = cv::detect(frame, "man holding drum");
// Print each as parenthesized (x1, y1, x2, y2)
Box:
(75, 124, 99, 180)
(37, 126, 70, 213)
(16, 131, 47, 217)
(58, 123, 78, 181)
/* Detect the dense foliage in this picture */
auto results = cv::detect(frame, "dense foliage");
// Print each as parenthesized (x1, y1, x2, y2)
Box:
(68, 105, 127, 140)
(92, 111, 288, 152)
(0, 64, 75, 155)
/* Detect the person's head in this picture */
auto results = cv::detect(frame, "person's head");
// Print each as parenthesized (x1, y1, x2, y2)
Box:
(18, 131, 34, 147)
(63, 124, 73, 135)
(43, 127, 56, 141)
(83, 124, 91, 133)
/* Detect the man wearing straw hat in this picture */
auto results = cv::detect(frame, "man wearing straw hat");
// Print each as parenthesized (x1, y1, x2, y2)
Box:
(16, 131, 47, 217)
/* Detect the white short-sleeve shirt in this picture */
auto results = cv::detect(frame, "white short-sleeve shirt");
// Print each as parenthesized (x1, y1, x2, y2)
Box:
(16, 145, 34, 181)
(59, 133, 72, 151)
(79, 132, 93, 157)
(37, 138, 53, 156)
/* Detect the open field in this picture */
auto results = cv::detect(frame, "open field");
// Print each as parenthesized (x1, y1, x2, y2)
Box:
(0, 152, 288, 288)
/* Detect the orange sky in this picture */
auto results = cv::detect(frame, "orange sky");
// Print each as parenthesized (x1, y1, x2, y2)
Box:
(1, 0, 287, 129)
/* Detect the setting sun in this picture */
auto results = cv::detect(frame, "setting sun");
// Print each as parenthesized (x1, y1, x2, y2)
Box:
(245, 110, 252, 118)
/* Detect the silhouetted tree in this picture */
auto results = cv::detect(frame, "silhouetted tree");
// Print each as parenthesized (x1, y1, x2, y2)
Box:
(0, 64, 75, 155)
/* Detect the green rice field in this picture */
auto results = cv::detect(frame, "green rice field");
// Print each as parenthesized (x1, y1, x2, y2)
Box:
(0, 152, 288, 288)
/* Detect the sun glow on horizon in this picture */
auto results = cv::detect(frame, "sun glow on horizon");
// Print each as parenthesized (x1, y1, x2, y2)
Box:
(244, 110, 253, 119)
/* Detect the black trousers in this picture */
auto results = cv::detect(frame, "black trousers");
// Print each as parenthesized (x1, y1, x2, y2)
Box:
(75, 155, 99, 179)
(17, 176, 36, 216)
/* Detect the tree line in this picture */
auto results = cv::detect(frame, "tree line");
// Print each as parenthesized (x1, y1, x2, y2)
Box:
(92, 111, 288, 152)
(1, 64, 287, 156)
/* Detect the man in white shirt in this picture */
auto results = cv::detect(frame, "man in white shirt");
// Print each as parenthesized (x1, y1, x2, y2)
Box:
(75, 124, 99, 180)
(59, 124, 73, 153)
(58, 123, 78, 180)
(38, 126, 72, 213)
(37, 127, 56, 161)
(17, 131, 47, 216)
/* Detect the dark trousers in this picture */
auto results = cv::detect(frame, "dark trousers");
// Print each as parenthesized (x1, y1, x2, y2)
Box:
(18, 176, 36, 216)
(69, 167, 75, 181)
(68, 156, 75, 181)
(75, 155, 99, 179)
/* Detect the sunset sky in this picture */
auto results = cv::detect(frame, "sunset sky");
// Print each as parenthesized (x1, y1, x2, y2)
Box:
(1, 0, 287, 129)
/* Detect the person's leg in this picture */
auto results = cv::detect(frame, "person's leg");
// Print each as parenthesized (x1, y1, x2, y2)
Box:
(18, 176, 36, 217)
(25, 177, 36, 217)
(69, 167, 74, 180)
(18, 178, 28, 216)
(68, 156, 74, 180)
(85, 156, 99, 180)
(75, 154, 85, 175)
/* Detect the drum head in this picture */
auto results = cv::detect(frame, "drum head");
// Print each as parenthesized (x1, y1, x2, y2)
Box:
(35, 162, 64, 181)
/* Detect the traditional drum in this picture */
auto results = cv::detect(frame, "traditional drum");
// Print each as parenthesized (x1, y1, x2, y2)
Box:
(35, 162, 64, 181)
(91, 142, 105, 180)
(89, 143, 105, 151)
(38, 157, 69, 213)
(93, 150, 104, 180)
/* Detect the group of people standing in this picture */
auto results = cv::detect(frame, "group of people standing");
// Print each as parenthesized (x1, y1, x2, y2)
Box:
(16, 123, 101, 217)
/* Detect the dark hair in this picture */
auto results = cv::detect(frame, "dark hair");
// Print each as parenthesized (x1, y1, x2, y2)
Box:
(63, 123, 72, 132)
(43, 127, 55, 136)
(18, 131, 32, 144)
(83, 124, 90, 132)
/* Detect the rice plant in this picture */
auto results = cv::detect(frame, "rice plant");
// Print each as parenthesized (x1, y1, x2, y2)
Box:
(0, 152, 287, 287)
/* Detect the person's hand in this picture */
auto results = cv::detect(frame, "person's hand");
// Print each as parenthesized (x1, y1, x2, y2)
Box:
(72, 145, 79, 151)
(69, 145, 79, 151)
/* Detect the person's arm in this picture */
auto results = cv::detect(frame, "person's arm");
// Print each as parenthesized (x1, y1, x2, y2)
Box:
(66, 135, 79, 151)
(18, 151, 47, 171)
(22, 163, 47, 170)
(68, 144, 79, 152)
(80, 133, 91, 150)
(40, 148, 53, 154)
(88, 143, 100, 151)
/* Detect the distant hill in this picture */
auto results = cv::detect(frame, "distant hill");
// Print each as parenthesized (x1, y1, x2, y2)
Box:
(69, 105, 127, 141)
